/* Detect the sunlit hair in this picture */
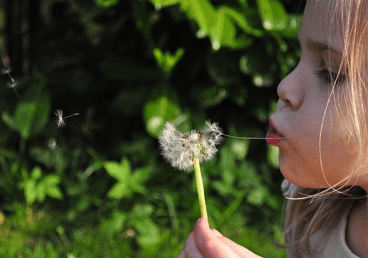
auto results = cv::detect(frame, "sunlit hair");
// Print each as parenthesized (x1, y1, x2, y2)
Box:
(277, 0, 368, 257)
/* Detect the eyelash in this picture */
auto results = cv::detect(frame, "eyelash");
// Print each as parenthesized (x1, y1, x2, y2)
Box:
(314, 69, 347, 86)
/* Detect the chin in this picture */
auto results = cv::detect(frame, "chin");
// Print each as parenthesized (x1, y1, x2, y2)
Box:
(279, 160, 311, 188)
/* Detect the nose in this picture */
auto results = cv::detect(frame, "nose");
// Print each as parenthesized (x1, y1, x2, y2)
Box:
(277, 64, 305, 110)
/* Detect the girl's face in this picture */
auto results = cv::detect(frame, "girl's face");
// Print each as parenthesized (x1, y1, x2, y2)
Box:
(270, 0, 368, 189)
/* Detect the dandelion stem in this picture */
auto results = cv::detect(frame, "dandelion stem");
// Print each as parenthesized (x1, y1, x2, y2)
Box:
(193, 157, 208, 220)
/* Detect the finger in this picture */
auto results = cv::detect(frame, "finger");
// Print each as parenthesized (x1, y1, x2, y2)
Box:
(193, 218, 239, 257)
(213, 229, 261, 258)
(212, 229, 244, 256)
(184, 232, 205, 258)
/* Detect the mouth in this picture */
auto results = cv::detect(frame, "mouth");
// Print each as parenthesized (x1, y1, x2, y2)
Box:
(269, 119, 284, 137)
(266, 119, 285, 146)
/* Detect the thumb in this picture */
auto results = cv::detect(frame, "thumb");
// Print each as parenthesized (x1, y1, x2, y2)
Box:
(193, 218, 238, 258)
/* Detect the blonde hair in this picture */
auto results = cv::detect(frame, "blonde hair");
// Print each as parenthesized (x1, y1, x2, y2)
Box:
(278, 1, 368, 257)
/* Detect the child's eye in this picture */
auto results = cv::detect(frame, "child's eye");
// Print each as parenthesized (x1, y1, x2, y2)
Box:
(314, 69, 346, 86)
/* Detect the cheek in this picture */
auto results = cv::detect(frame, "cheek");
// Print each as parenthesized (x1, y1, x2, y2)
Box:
(279, 128, 356, 189)
(279, 141, 324, 188)
(319, 134, 358, 184)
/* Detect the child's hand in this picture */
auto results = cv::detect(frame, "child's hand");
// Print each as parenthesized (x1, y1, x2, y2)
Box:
(178, 218, 263, 258)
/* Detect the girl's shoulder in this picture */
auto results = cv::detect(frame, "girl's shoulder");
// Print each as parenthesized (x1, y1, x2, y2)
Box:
(280, 178, 361, 257)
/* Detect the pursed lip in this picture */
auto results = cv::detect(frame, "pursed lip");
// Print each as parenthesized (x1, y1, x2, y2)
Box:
(269, 119, 285, 137)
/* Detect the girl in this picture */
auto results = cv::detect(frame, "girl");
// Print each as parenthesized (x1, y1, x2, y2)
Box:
(179, 0, 368, 257)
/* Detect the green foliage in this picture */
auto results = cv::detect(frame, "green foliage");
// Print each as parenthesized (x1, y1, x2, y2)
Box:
(0, 205, 284, 257)
(257, 0, 289, 31)
(19, 166, 63, 205)
(153, 48, 185, 78)
(150, 0, 262, 50)
(104, 158, 150, 199)
(94, 0, 119, 8)
(0, 0, 303, 256)
(143, 95, 182, 137)
(2, 75, 50, 140)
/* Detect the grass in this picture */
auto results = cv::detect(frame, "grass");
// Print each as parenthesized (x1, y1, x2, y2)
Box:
(0, 205, 286, 258)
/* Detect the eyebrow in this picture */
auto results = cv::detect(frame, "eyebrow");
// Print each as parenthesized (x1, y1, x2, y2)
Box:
(296, 34, 342, 57)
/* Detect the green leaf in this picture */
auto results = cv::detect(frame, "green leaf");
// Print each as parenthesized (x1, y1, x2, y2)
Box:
(45, 187, 63, 200)
(24, 181, 37, 205)
(209, 7, 236, 50)
(100, 211, 126, 235)
(143, 95, 181, 137)
(1, 112, 17, 132)
(228, 35, 254, 50)
(129, 166, 151, 194)
(104, 159, 130, 181)
(179, 0, 216, 35)
(222, 7, 263, 37)
(43, 175, 63, 200)
(0, 147, 16, 159)
(135, 219, 160, 247)
(13, 102, 37, 139)
(149, 0, 179, 9)
(279, 14, 302, 38)
(36, 184, 46, 202)
(256, 0, 288, 31)
(153, 48, 185, 76)
(107, 182, 131, 199)
(14, 74, 50, 139)
(105, 159, 149, 199)
(130, 204, 160, 247)
(3, 88, 50, 139)
(94, 0, 119, 8)
(131, 203, 154, 218)
(166, 48, 185, 73)
(31, 166, 43, 180)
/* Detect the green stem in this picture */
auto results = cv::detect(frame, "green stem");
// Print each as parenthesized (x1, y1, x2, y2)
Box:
(193, 157, 208, 220)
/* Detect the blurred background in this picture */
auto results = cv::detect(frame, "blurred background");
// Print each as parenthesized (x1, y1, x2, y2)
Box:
(0, 0, 303, 257)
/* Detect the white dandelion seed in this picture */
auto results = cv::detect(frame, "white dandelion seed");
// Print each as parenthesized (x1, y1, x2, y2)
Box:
(48, 138, 57, 150)
(54, 109, 79, 128)
(159, 121, 223, 170)
(2, 68, 11, 74)
(8, 81, 20, 98)
(54, 109, 65, 127)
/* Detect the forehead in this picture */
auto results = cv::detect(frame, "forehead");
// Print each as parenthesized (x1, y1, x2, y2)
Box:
(300, 0, 345, 52)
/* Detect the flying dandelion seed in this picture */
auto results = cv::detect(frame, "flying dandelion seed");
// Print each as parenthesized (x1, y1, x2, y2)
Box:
(2, 66, 20, 98)
(54, 109, 65, 127)
(54, 109, 79, 128)
(8, 81, 20, 98)
(48, 138, 57, 150)
(159, 121, 223, 170)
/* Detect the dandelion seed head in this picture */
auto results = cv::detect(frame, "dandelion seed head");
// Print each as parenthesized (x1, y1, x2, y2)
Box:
(159, 121, 223, 170)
